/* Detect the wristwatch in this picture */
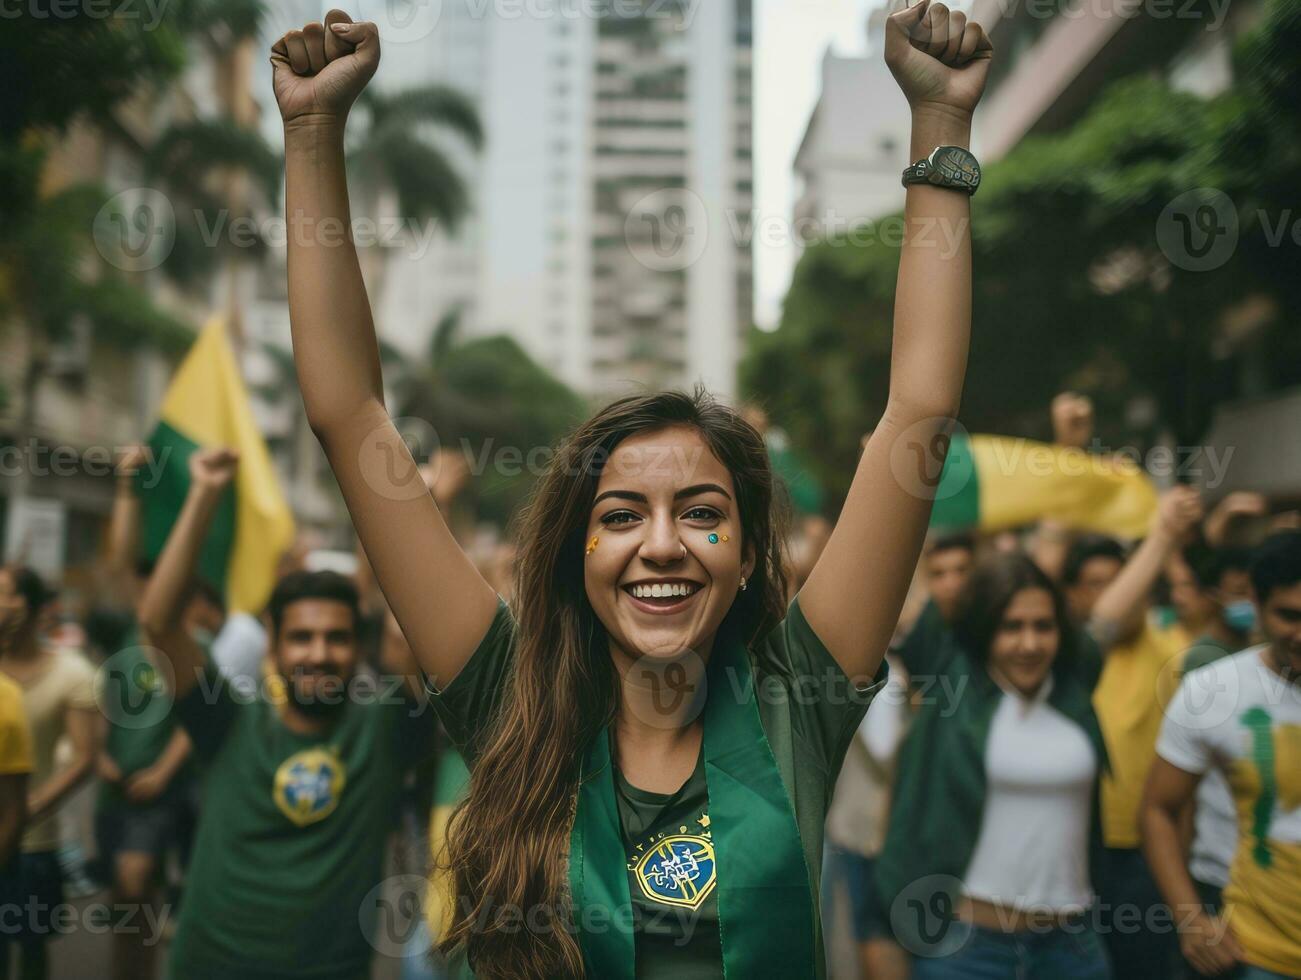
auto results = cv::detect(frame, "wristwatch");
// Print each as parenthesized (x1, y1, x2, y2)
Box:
(902, 146, 981, 195)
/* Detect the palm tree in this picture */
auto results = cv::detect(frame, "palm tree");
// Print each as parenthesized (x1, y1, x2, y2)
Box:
(345, 84, 485, 320)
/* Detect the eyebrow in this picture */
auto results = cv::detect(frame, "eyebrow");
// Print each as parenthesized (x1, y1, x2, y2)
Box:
(593, 483, 733, 507)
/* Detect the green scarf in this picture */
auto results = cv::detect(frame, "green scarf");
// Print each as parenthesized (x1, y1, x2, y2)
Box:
(568, 636, 818, 978)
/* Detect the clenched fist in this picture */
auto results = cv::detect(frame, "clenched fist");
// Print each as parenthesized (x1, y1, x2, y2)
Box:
(885, 0, 993, 116)
(270, 9, 380, 125)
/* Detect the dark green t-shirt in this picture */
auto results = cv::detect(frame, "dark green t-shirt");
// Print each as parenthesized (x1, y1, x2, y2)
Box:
(99, 625, 190, 809)
(167, 667, 433, 980)
(433, 598, 885, 979)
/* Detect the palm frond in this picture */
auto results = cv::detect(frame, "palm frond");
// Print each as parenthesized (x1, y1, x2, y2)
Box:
(361, 85, 484, 150)
(363, 128, 470, 229)
(146, 118, 283, 207)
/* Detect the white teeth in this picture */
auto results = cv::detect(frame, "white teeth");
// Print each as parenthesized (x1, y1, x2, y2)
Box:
(631, 583, 696, 599)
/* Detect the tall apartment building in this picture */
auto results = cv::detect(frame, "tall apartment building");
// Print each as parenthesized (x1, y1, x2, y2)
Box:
(479, 0, 754, 400)
(252, 1, 753, 404)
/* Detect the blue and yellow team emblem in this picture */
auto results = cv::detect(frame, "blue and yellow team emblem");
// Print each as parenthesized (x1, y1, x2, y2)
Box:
(633, 834, 717, 910)
(273, 748, 346, 827)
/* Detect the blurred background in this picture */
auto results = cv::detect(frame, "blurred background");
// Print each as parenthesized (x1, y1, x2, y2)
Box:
(3, 0, 1301, 581)
(3, 0, 1301, 977)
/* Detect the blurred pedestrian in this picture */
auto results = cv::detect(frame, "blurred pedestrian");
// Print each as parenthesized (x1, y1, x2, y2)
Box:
(0, 567, 99, 980)
(138, 448, 436, 980)
(1087, 487, 1203, 980)
(1143, 531, 1301, 980)
(876, 553, 1111, 980)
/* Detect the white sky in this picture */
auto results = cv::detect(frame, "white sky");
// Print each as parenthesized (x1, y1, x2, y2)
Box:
(753, 0, 882, 328)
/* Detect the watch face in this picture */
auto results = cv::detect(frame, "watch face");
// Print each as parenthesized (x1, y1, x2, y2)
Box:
(929, 147, 981, 191)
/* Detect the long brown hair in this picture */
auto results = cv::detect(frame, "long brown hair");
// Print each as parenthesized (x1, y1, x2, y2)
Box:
(439, 389, 790, 978)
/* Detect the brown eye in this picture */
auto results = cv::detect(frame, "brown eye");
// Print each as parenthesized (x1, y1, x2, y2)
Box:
(600, 510, 639, 527)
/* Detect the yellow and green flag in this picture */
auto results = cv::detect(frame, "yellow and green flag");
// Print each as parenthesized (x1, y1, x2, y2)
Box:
(140, 316, 294, 613)
(930, 432, 1157, 539)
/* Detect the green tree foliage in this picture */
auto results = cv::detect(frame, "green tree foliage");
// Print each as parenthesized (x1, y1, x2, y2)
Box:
(396, 311, 587, 525)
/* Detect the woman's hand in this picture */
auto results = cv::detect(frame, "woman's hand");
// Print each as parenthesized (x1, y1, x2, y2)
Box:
(270, 9, 380, 126)
(885, 0, 993, 117)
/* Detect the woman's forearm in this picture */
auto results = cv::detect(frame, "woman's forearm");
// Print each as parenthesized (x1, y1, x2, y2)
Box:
(284, 119, 385, 434)
(888, 105, 973, 422)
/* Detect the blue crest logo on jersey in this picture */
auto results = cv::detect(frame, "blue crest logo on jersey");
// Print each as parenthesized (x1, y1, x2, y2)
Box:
(633, 835, 717, 910)
(273, 748, 346, 827)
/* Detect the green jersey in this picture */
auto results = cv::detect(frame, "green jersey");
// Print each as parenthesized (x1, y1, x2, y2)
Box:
(167, 666, 433, 980)
(434, 598, 884, 978)
(98, 625, 190, 809)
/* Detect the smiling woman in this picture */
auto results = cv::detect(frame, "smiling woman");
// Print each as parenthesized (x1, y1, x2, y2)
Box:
(274, 3, 992, 978)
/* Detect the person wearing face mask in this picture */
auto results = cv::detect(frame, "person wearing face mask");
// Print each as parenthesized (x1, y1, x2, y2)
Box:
(272, 2, 990, 977)
(876, 553, 1110, 979)
(137, 448, 436, 980)
(1179, 546, 1258, 674)
(1144, 531, 1301, 980)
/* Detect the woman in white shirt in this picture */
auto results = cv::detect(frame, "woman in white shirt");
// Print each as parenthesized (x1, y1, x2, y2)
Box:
(876, 553, 1110, 980)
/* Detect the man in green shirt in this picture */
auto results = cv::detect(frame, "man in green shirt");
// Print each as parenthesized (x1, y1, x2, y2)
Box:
(138, 448, 432, 980)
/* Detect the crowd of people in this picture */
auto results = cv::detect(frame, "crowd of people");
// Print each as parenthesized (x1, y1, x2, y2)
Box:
(816, 395, 1301, 980)
(3, 410, 1299, 980)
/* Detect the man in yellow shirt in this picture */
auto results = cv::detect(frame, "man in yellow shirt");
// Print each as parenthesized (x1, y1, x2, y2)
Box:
(1087, 488, 1204, 980)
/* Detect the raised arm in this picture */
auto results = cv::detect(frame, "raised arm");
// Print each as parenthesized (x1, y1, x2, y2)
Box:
(1089, 486, 1203, 647)
(271, 10, 496, 689)
(137, 449, 236, 699)
(800, 0, 989, 680)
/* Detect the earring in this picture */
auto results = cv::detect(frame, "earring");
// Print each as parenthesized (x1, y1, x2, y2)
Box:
(585, 536, 599, 557)
(739, 576, 748, 592)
